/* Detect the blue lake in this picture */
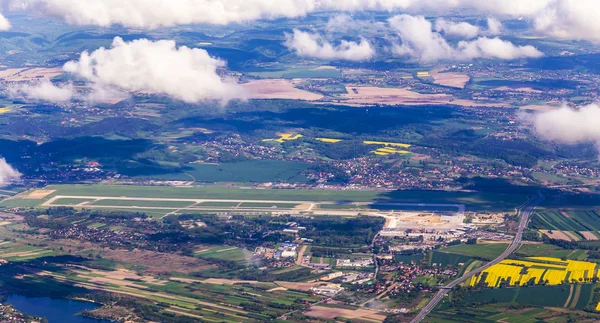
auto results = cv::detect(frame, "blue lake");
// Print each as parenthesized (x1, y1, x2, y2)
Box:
(7, 295, 113, 323)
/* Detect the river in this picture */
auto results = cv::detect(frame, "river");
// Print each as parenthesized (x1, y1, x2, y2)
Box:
(6, 295, 113, 323)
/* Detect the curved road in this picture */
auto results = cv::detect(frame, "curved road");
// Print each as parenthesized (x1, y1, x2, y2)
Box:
(409, 193, 543, 323)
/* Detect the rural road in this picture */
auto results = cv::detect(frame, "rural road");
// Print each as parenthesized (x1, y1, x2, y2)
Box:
(409, 193, 543, 323)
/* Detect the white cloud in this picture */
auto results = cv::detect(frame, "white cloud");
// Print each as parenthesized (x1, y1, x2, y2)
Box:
(326, 14, 354, 31)
(8, 80, 74, 102)
(533, 0, 600, 42)
(285, 29, 375, 61)
(6, 1, 600, 42)
(389, 15, 542, 62)
(486, 17, 503, 35)
(435, 19, 480, 39)
(63, 37, 246, 103)
(0, 158, 21, 187)
(0, 13, 11, 30)
(457, 37, 543, 60)
(532, 104, 600, 146)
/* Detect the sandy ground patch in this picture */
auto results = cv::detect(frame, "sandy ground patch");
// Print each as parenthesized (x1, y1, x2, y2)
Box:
(203, 278, 259, 285)
(579, 232, 598, 241)
(560, 211, 572, 219)
(216, 247, 238, 253)
(430, 70, 470, 88)
(22, 189, 56, 199)
(540, 230, 572, 241)
(0, 221, 12, 226)
(0, 249, 51, 258)
(305, 306, 386, 322)
(242, 79, 324, 101)
(53, 239, 214, 275)
(267, 287, 287, 292)
(79, 268, 166, 286)
(343, 86, 452, 106)
(341, 86, 507, 107)
(275, 281, 322, 291)
(0, 68, 63, 81)
(563, 231, 581, 241)
(170, 277, 204, 284)
(294, 203, 312, 211)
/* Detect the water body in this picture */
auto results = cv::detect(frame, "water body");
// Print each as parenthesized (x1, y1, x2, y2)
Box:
(6, 295, 112, 323)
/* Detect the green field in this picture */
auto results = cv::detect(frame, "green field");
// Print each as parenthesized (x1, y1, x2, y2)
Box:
(457, 284, 594, 309)
(239, 202, 300, 208)
(90, 199, 196, 208)
(516, 244, 588, 260)
(532, 209, 600, 232)
(33, 184, 529, 211)
(427, 304, 586, 323)
(52, 198, 96, 205)
(248, 67, 342, 79)
(439, 244, 508, 261)
(139, 160, 312, 183)
(195, 246, 252, 265)
(429, 251, 473, 267)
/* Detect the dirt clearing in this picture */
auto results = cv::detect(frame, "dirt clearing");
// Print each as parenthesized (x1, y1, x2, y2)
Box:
(430, 70, 470, 88)
(579, 232, 598, 241)
(242, 79, 324, 101)
(0, 68, 63, 81)
(22, 189, 55, 199)
(342, 86, 452, 106)
(540, 230, 572, 241)
(305, 306, 386, 322)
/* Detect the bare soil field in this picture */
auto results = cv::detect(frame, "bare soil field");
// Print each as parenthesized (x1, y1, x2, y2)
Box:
(0, 68, 63, 81)
(305, 306, 386, 322)
(580, 232, 599, 241)
(540, 230, 573, 241)
(21, 189, 56, 199)
(341, 86, 507, 107)
(563, 231, 581, 241)
(78, 268, 166, 286)
(275, 281, 323, 291)
(53, 239, 214, 274)
(242, 79, 324, 101)
(202, 278, 259, 285)
(430, 70, 470, 88)
(342, 86, 452, 106)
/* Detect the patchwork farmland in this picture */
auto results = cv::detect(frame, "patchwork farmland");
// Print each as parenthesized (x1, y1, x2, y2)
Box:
(532, 209, 600, 241)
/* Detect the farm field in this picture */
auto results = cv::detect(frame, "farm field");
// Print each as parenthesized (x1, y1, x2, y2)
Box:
(439, 243, 509, 261)
(242, 79, 324, 101)
(428, 302, 600, 323)
(534, 210, 600, 230)
(14, 263, 324, 322)
(516, 244, 588, 260)
(195, 246, 252, 265)
(470, 257, 600, 287)
(0, 242, 59, 262)
(139, 160, 312, 183)
(429, 251, 473, 267)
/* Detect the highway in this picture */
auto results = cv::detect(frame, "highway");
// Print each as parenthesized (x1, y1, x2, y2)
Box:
(409, 193, 543, 323)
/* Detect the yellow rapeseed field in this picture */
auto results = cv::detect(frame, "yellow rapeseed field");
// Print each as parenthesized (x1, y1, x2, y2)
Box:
(470, 257, 599, 287)
(372, 147, 411, 156)
(262, 133, 303, 143)
(364, 141, 412, 148)
(316, 138, 342, 143)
